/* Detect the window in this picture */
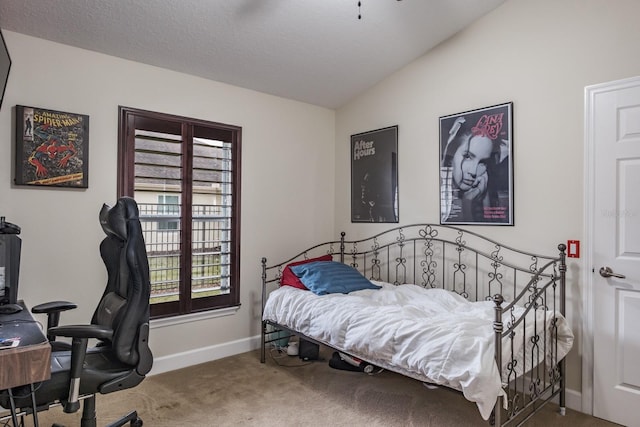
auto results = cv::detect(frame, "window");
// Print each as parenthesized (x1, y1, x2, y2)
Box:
(157, 194, 179, 230)
(118, 107, 241, 318)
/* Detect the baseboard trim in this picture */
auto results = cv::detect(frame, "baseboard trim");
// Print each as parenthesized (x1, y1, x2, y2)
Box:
(149, 334, 261, 376)
(564, 387, 582, 412)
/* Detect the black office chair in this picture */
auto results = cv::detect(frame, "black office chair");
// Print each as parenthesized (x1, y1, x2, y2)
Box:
(1, 197, 153, 427)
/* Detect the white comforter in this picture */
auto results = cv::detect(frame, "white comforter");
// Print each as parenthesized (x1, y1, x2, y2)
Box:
(262, 281, 574, 420)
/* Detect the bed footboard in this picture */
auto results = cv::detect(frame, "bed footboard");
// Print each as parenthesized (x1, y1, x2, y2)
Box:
(260, 224, 569, 426)
(492, 244, 568, 426)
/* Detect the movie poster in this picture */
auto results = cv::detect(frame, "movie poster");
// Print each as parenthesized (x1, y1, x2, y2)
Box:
(15, 105, 89, 188)
(439, 103, 513, 225)
(351, 126, 398, 223)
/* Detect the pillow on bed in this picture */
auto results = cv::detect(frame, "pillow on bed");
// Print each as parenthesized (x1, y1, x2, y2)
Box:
(281, 254, 333, 290)
(290, 261, 381, 295)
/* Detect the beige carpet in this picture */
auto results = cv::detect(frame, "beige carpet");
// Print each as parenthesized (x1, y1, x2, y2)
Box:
(33, 346, 618, 427)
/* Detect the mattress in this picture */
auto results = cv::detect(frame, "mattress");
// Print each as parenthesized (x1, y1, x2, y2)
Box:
(262, 281, 574, 420)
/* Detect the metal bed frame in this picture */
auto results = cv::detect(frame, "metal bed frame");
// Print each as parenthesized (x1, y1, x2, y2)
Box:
(260, 224, 568, 426)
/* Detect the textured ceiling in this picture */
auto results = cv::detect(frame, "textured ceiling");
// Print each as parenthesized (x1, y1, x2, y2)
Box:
(0, 0, 505, 109)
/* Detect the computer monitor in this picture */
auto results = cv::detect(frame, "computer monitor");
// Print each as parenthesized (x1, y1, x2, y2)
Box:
(0, 233, 21, 306)
(0, 28, 11, 111)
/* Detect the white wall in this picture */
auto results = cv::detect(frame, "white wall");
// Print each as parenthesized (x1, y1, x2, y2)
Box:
(0, 31, 335, 368)
(335, 0, 640, 398)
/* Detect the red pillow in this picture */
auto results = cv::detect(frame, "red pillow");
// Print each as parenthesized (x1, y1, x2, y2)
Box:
(281, 254, 333, 290)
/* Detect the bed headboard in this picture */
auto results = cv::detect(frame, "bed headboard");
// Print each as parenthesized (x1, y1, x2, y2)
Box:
(262, 223, 566, 308)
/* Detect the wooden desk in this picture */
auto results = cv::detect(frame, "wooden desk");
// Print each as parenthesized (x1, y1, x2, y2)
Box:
(0, 302, 51, 389)
(0, 342, 51, 390)
(0, 301, 51, 427)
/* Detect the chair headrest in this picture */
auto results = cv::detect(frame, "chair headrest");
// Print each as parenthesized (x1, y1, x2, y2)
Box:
(99, 197, 140, 241)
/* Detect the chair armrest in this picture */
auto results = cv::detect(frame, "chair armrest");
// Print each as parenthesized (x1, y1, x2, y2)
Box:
(31, 300, 78, 314)
(49, 324, 115, 413)
(32, 301, 79, 343)
(49, 324, 114, 341)
(47, 325, 113, 413)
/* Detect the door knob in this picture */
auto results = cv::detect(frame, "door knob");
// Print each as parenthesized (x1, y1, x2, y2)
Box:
(599, 266, 626, 279)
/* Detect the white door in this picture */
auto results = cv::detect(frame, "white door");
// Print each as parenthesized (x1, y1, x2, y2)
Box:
(588, 76, 640, 427)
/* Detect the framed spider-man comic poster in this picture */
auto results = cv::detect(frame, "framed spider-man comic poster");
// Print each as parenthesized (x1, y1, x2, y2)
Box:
(14, 105, 89, 188)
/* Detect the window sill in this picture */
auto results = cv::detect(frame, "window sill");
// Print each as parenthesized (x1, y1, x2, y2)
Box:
(150, 305, 240, 329)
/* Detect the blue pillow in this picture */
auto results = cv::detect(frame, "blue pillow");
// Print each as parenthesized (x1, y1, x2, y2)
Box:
(290, 261, 381, 295)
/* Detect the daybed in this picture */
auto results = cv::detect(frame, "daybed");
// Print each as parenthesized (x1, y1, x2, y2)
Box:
(260, 224, 573, 426)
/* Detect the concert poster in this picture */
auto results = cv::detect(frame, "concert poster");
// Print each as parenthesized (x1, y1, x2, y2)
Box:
(351, 125, 399, 223)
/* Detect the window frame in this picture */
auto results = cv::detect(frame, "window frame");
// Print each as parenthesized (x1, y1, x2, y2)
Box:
(118, 106, 241, 318)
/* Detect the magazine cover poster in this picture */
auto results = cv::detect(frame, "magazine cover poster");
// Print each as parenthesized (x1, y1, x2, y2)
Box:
(439, 103, 513, 225)
(15, 105, 89, 188)
(351, 126, 398, 223)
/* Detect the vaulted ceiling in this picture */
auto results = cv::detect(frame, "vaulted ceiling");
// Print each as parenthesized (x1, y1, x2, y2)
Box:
(0, 0, 506, 108)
